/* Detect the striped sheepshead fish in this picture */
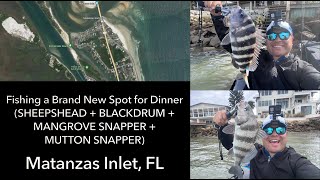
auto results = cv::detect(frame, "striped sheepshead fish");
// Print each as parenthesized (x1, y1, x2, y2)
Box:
(221, 7, 265, 89)
(222, 101, 267, 179)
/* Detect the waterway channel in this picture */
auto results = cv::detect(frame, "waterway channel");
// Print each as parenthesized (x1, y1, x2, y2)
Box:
(19, 1, 86, 81)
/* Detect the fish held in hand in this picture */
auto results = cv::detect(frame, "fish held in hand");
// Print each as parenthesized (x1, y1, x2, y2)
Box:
(221, 7, 265, 89)
(222, 101, 267, 179)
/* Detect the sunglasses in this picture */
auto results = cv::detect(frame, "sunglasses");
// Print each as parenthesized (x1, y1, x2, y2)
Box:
(263, 127, 286, 135)
(267, 32, 291, 41)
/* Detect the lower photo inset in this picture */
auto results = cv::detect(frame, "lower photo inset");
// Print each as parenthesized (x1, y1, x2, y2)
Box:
(190, 90, 320, 179)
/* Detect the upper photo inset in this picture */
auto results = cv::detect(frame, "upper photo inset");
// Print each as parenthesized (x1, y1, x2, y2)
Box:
(0, 1, 189, 81)
(190, 1, 320, 90)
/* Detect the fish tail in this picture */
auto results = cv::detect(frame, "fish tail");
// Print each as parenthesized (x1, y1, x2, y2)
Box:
(229, 165, 243, 179)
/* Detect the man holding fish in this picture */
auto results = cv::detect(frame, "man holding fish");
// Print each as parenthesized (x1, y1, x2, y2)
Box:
(213, 101, 320, 179)
(205, 1, 320, 90)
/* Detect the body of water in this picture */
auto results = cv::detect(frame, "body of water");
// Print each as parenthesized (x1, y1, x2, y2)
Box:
(191, 49, 238, 90)
(19, 1, 86, 81)
(137, 1, 189, 81)
(191, 131, 320, 179)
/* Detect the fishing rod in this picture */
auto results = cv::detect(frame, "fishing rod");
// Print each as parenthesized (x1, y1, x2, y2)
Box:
(213, 105, 237, 130)
(196, 1, 204, 47)
(226, 106, 238, 120)
(214, 105, 237, 162)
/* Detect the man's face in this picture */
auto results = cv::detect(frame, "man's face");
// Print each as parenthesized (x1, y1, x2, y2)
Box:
(266, 28, 293, 60)
(262, 127, 288, 154)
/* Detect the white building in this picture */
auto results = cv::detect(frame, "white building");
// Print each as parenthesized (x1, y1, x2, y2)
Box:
(190, 103, 230, 126)
(254, 90, 320, 118)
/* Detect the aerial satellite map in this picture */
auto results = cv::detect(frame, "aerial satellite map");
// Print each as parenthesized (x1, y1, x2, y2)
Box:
(0, 1, 189, 81)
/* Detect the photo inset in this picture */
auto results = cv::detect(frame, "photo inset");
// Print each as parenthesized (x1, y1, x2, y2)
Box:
(190, 1, 320, 90)
(0, 1, 189, 81)
(190, 90, 320, 179)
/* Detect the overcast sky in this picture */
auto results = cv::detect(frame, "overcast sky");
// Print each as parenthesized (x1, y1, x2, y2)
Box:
(190, 90, 259, 106)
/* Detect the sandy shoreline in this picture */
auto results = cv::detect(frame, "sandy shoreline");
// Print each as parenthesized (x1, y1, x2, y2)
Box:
(83, 1, 97, 9)
(2, 17, 35, 42)
(103, 17, 145, 81)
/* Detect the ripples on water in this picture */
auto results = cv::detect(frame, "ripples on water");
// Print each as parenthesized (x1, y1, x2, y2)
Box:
(286, 132, 320, 168)
(190, 131, 320, 179)
(190, 49, 238, 90)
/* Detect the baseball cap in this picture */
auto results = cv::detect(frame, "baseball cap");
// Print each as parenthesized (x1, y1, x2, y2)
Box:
(261, 115, 287, 129)
(266, 20, 293, 35)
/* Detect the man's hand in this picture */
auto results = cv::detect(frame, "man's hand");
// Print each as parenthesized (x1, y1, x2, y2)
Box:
(213, 110, 228, 126)
(205, 1, 223, 16)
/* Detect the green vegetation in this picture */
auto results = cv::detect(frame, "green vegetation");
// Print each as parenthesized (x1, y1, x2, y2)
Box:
(65, 70, 74, 80)
(95, 38, 113, 68)
(0, 33, 70, 80)
(229, 91, 244, 109)
(33, 34, 40, 44)
(109, 44, 126, 63)
(0, 11, 8, 22)
(79, 59, 102, 81)
(47, 55, 69, 73)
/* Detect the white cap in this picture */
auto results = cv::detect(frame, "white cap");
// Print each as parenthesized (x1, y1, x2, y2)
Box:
(266, 21, 293, 35)
(261, 115, 287, 129)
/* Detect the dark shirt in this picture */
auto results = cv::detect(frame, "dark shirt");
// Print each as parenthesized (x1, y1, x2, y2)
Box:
(250, 144, 320, 179)
(210, 14, 232, 52)
(247, 51, 320, 90)
(218, 124, 233, 150)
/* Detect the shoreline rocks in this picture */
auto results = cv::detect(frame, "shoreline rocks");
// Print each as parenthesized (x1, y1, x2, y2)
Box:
(190, 10, 221, 49)
(191, 117, 320, 137)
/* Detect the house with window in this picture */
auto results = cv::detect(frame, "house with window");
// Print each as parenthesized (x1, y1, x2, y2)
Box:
(254, 90, 320, 118)
(190, 103, 230, 126)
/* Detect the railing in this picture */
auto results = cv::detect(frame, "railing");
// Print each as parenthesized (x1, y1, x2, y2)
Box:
(291, 1, 320, 5)
(294, 100, 319, 105)
(190, 122, 207, 126)
(190, 114, 215, 118)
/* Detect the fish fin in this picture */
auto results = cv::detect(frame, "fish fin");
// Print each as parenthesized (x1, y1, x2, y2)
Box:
(228, 147, 234, 157)
(256, 28, 267, 38)
(221, 33, 231, 46)
(241, 146, 258, 164)
(222, 124, 235, 134)
(248, 57, 259, 72)
(256, 129, 268, 141)
(248, 28, 266, 72)
(232, 58, 239, 69)
(229, 166, 243, 179)
(243, 74, 250, 89)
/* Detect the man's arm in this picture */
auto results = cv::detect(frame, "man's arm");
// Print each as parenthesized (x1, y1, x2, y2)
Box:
(204, 1, 222, 16)
(205, 1, 232, 53)
(299, 62, 320, 89)
(210, 15, 232, 53)
(214, 111, 233, 150)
